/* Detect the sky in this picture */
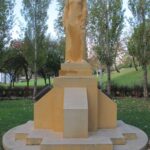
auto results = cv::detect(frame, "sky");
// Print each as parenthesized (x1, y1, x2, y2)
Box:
(12, 0, 58, 39)
(12, 0, 132, 39)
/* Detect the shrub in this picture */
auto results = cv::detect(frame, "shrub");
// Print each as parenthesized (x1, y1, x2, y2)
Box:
(109, 83, 150, 97)
(0, 86, 45, 100)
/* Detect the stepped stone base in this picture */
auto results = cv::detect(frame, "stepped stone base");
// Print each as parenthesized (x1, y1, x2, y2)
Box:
(2, 121, 148, 150)
(59, 62, 92, 76)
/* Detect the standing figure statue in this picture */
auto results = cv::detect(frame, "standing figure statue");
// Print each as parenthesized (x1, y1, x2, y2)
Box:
(63, 0, 87, 62)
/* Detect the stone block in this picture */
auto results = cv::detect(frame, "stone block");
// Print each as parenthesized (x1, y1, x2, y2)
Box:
(59, 62, 92, 76)
(34, 88, 64, 132)
(98, 90, 117, 128)
(63, 88, 88, 138)
(41, 137, 113, 150)
(54, 76, 98, 131)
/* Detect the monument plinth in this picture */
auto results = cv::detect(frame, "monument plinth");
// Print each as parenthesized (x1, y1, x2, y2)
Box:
(59, 62, 92, 76)
(2, 0, 148, 150)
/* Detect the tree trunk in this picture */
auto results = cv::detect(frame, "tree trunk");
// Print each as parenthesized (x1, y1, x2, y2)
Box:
(4, 73, 6, 84)
(114, 61, 120, 73)
(48, 76, 51, 86)
(12, 74, 15, 87)
(10, 81, 12, 88)
(33, 1, 37, 101)
(27, 79, 29, 87)
(142, 64, 148, 98)
(132, 56, 138, 71)
(106, 65, 111, 96)
(33, 71, 37, 100)
(12, 80, 15, 87)
(44, 77, 47, 85)
(33, 37, 37, 100)
(24, 67, 30, 87)
(9, 75, 12, 88)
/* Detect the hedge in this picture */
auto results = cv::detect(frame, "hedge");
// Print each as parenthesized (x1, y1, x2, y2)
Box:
(0, 86, 44, 99)
(102, 84, 150, 97)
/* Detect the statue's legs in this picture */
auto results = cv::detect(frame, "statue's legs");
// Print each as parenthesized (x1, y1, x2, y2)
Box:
(65, 24, 84, 62)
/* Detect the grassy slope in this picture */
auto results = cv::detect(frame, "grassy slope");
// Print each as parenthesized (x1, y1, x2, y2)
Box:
(0, 98, 150, 149)
(1, 66, 150, 88)
(102, 66, 150, 87)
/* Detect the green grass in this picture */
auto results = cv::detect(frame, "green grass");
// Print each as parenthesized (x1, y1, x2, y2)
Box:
(1, 67, 150, 88)
(0, 98, 150, 149)
(0, 100, 33, 150)
(102, 66, 150, 87)
(14, 78, 46, 87)
(116, 98, 150, 136)
(0, 78, 54, 87)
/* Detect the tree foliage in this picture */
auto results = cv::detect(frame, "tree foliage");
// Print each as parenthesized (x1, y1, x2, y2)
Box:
(0, 0, 15, 68)
(0, 0, 14, 50)
(38, 37, 65, 85)
(128, 0, 150, 98)
(128, 22, 150, 66)
(128, 21, 150, 98)
(54, 0, 65, 37)
(22, 0, 51, 98)
(88, 0, 124, 95)
(1, 46, 28, 87)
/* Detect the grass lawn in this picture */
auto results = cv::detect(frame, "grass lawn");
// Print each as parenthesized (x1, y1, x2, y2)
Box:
(0, 78, 54, 87)
(0, 100, 33, 150)
(101, 66, 150, 88)
(116, 98, 150, 136)
(0, 98, 150, 149)
(14, 78, 54, 87)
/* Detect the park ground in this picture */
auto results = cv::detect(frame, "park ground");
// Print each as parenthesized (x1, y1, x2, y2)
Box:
(0, 98, 150, 150)
(0, 67, 149, 88)
(0, 67, 150, 149)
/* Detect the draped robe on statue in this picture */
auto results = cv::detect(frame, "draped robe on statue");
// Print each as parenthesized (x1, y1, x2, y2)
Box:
(63, 0, 87, 62)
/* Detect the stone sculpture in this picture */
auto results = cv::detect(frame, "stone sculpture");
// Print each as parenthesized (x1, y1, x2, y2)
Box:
(63, 0, 87, 62)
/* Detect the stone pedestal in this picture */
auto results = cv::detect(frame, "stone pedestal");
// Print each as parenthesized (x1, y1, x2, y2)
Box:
(34, 62, 117, 134)
(3, 62, 148, 150)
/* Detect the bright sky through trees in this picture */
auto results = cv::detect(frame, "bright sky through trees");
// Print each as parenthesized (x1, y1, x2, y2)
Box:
(12, 0, 131, 39)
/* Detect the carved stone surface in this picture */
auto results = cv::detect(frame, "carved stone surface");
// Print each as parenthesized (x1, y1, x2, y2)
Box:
(63, 0, 87, 62)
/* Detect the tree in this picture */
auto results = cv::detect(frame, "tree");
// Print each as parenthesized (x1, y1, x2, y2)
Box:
(128, 21, 150, 98)
(88, 0, 124, 95)
(128, 0, 150, 98)
(0, 0, 14, 66)
(22, 0, 51, 99)
(54, 0, 65, 38)
(38, 38, 65, 86)
(45, 38, 65, 75)
(11, 40, 32, 87)
(1, 47, 26, 87)
(21, 36, 34, 87)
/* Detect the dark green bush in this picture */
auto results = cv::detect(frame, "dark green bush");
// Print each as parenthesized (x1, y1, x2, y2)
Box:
(0, 86, 45, 99)
(100, 83, 150, 97)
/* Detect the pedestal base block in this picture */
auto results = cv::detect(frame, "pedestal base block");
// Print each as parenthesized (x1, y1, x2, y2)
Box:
(59, 62, 92, 76)
(2, 121, 148, 150)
